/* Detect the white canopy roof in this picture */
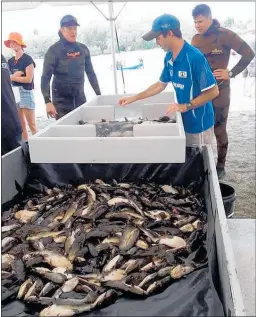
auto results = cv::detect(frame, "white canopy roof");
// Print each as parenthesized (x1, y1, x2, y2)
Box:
(1, 2, 109, 12)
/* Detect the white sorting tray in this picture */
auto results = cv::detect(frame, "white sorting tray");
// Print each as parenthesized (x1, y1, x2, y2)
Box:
(29, 92, 186, 163)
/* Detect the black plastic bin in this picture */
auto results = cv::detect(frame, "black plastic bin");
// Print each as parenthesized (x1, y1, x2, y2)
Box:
(219, 182, 236, 218)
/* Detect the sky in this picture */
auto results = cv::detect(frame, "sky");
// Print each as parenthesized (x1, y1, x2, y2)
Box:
(1, 1, 255, 40)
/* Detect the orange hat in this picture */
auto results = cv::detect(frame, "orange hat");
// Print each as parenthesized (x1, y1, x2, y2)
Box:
(4, 32, 26, 48)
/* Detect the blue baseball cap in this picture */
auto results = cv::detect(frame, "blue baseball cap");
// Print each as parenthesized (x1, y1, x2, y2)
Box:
(60, 15, 80, 27)
(142, 14, 180, 41)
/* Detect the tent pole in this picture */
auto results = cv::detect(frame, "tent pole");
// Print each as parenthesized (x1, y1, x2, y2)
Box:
(108, 1, 118, 94)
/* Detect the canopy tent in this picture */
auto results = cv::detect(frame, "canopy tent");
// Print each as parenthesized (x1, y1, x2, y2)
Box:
(2, 1, 129, 94)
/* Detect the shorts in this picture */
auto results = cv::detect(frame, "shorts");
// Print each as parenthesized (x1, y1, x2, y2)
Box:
(186, 126, 214, 147)
(18, 86, 36, 110)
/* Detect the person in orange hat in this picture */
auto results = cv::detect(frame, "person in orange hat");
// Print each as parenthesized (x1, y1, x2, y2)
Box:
(4, 32, 38, 141)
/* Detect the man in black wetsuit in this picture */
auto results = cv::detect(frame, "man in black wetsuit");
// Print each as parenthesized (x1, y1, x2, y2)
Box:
(41, 15, 101, 119)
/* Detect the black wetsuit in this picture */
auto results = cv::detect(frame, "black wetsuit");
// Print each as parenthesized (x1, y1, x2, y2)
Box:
(41, 31, 101, 119)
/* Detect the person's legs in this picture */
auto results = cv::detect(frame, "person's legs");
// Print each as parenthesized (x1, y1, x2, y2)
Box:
(186, 126, 214, 147)
(55, 106, 72, 120)
(212, 84, 231, 179)
(54, 92, 86, 120)
(53, 93, 74, 120)
(214, 106, 229, 179)
(52, 85, 86, 120)
(19, 88, 38, 138)
(186, 132, 200, 147)
(18, 108, 28, 140)
(75, 91, 86, 108)
(201, 126, 214, 145)
(23, 109, 38, 135)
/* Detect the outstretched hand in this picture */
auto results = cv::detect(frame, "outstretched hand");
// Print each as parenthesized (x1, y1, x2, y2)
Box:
(166, 103, 188, 114)
(119, 96, 136, 107)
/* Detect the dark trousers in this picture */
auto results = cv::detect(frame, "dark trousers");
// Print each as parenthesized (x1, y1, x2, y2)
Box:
(52, 90, 86, 120)
(213, 84, 231, 168)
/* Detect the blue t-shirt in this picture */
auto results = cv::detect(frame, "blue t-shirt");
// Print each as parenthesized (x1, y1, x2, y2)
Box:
(160, 41, 216, 134)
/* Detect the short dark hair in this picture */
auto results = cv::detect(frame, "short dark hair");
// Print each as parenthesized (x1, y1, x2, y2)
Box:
(192, 4, 212, 18)
(162, 28, 182, 38)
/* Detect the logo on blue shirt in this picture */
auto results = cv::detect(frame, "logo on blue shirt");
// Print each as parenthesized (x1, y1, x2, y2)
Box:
(178, 71, 187, 78)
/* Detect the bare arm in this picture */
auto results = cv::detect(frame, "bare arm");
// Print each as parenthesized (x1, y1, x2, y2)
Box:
(134, 81, 167, 101)
(11, 64, 34, 84)
(189, 85, 219, 109)
(119, 81, 167, 106)
(166, 85, 219, 114)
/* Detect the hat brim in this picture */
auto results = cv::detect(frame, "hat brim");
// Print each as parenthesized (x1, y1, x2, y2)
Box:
(4, 40, 26, 48)
(142, 30, 162, 41)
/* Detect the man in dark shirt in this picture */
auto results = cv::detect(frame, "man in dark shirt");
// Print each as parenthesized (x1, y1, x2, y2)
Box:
(191, 4, 255, 179)
(1, 54, 22, 155)
(41, 15, 101, 119)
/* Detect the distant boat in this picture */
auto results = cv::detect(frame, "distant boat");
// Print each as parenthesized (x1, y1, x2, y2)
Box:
(116, 58, 144, 71)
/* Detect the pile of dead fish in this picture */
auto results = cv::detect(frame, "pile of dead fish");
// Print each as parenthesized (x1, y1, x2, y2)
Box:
(78, 116, 177, 137)
(2, 180, 207, 316)
(78, 116, 176, 126)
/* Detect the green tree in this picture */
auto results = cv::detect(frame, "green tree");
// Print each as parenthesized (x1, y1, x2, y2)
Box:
(223, 17, 235, 28)
(79, 27, 110, 55)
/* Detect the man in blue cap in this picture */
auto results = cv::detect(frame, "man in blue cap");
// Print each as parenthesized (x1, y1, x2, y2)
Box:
(41, 15, 101, 119)
(119, 14, 219, 146)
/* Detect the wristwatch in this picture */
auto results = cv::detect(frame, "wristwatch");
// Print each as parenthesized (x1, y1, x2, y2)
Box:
(186, 102, 193, 111)
(228, 71, 234, 78)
